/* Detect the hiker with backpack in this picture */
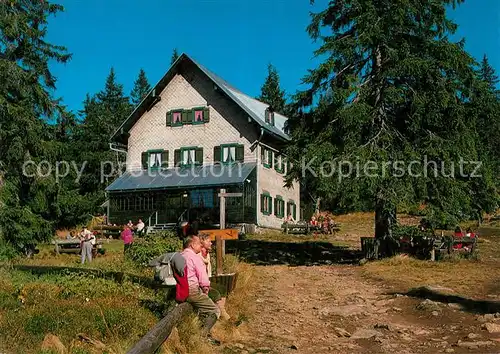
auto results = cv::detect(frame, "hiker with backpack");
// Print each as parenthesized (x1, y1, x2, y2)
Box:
(149, 249, 188, 302)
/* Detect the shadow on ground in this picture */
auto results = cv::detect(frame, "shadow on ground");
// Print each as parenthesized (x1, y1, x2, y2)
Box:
(395, 286, 500, 315)
(225, 239, 363, 266)
(6, 264, 159, 288)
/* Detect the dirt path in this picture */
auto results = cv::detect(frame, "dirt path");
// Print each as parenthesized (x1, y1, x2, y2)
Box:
(222, 265, 500, 354)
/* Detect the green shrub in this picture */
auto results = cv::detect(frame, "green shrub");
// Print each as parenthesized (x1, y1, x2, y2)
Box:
(24, 314, 59, 338)
(126, 232, 182, 266)
(0, 290, 20, 310)
(392, 225, 430, 239)
(0, 239, 18, 261)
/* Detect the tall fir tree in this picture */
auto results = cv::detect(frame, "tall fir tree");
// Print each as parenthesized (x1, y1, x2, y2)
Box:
(258, 64, 287, 114)
(473, 56, 500, 197)
(478, 55, 499, 93)
(171, 48, 180, 65)
(286, 0, 497, 241)
(76, 69, 132, 196)
(131, 68, 151, 107)
(0, 0, 71, 256)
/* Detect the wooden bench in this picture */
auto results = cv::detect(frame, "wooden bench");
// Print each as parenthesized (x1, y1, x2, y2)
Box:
(52, 239, 104, 256)
(281, 222, 340, 235)
(360, 234, 478, 261)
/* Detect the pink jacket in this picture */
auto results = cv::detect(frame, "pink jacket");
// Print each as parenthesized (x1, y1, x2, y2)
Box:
(121, 228, 133, 245)
(181, 248, 210, 292)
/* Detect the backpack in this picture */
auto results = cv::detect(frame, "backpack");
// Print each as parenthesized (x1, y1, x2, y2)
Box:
(174, 265, 189, 302)
(150, 252, 184, 286)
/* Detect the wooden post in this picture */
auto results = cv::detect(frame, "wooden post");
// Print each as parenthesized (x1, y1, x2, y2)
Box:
(219, 188, 226, 257)
(430, 248, 435, 261)
(216, 235, 223, 276)
(126, 302, 192, 354)
(216, 189, 243, 273)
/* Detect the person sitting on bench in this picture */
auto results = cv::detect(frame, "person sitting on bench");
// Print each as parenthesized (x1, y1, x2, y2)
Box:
(136, 219, 145, 236)
(181, 234, 220, 336)
(465, 227, 476, 238)
(198, 233, 230, 321)
(454, 226, 463, 238)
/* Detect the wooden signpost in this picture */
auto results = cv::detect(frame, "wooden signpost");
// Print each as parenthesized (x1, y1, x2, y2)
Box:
(198, 189, 242, 275)
(208, 188, 243, 275)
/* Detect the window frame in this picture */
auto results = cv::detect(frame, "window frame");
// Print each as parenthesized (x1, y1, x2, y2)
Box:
(287, 200, 297, 220)
(260, 192, 272, 215)
(274, 154, 285, 174)
(192, 106, 206, 125)
(171, 109, 184, 127)
(147, 149, 166, 171)
(275, 195, 285, 218)
(265, 108, 275, 126)
(220, 143, 243, 165)
(261, 147, 273, 169)
(179, 146, 202, 167)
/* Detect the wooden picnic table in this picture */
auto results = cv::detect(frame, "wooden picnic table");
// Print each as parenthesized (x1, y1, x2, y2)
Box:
(281, 222, 341, 235)
(52, 239, 104, 255)
(360, 233, 478, 261)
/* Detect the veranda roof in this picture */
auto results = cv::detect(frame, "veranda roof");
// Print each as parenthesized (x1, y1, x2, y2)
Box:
(105, 162, 256, 192)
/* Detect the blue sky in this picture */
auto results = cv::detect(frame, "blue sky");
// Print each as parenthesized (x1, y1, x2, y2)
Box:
(47, 0, 500, 113)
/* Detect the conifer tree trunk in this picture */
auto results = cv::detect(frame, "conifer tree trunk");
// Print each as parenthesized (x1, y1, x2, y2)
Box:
(315, 197, 321, 215)
(374, 195, 396, 240)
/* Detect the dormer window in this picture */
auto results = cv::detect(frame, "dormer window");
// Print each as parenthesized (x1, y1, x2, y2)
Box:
(265, 108, 275, 126)
(261, 147, 273, 169)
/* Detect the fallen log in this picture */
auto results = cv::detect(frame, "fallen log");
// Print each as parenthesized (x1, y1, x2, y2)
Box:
(126, 302, 193, 354)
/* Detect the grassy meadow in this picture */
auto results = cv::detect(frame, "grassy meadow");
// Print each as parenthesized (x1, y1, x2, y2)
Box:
(1, 213, 499, 353)
(0, 239, 255, 354)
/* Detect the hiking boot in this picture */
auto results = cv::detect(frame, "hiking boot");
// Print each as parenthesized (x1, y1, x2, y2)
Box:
(207, 335, 221, 346)
(217, 298, 231, 321)
(201, 313, 218, 336)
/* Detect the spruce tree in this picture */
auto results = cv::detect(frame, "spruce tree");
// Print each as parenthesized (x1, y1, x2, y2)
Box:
(479, 55, 499, 93)
(0, 0, 71, 256)
(77, 69, 132, 196)
(171, 48, 180, 65)
(131, 68, 151, 107)
(473, 56, 500, 199)
(286, 0, 497, 241)
(258, 64, 286, 114)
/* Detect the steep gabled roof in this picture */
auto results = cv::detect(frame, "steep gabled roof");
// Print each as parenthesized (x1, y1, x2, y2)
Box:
(111, 53, 290, 142)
